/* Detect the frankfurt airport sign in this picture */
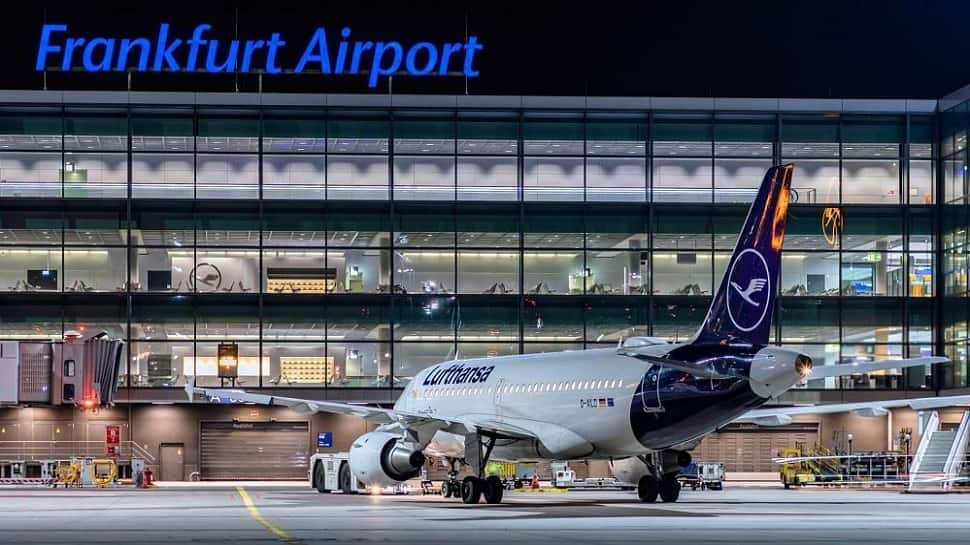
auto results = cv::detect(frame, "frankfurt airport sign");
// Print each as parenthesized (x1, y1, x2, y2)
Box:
(35, 23, 483, 87)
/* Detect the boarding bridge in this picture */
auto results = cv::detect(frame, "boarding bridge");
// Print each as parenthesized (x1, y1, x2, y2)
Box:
(907, 410, 970, 492)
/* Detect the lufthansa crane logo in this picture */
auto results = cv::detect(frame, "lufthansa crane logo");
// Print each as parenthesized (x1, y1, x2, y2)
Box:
(726, 248, 771, 332)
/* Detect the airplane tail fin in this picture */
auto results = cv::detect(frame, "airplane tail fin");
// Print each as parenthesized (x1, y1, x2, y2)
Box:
(691, 164, 794, 346)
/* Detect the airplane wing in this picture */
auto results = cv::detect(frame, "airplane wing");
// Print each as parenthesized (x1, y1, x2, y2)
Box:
(738, 393, 970, 426)
(184, 378, 539, 440)
(805, 357, 947, 380)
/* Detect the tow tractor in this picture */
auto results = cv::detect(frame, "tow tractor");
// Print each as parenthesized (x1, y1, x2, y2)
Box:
(309, 452, 409, 495)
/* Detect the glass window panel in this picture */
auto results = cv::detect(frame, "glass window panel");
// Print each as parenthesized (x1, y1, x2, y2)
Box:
(0, 151, 63, 198)
(64, 203, 125, 246)
(841, 115, 904, 147)
(840, 251, 903, 296)
(63, 297, 126, 339)
(652, 158, 712, 203)
(394, 249, 454, 294)
(458, 250, 519, 294)
(586, 121, 646, 156)
(131, 247, 191, 293)
(262, 342, 329, 386)
(653, 114, 713, 149)
(838, 344, 905, 390)
(523, 157, 583, 201)
(326, 206, 390, 248)
(262, 154, 325, 200)
(327, 297, 390, 341)
(394, 342, 455, 386)
(132, 153, 194, 199)
(61, 152, 127, 199)
(841, 159, 900, 204)
(394, 295, 455, 341)
(196, 297, 260, 340)
(652, 298, 709, 342)
(785, 205, 835, 251)
(262, 296, 325, 340)
(523, 205, 583, 248)
(523, 296, 583, 342)
(327, 155, 389, 200)
(64, 247, 126, 293)
(909, 298, 934, 344)
(524, 250, 584, 295)
(130, 294, 193, 339)
(943, 153, 965, 204)
(131, 115, 193, 152)
(842, 208, 903, 251)
(262, 204, 325, 247)
(586, 250, 648, 295)
(457, 119, 517, 155)
(586, 157, 646, 202)
(712, 206, 746, 250)
(457, 156, 517, 201)
(586, 205, 648, 249)
(196, 117, 259, 152)
(0, 112, 62, 150)
(64, 115, 127, 151)
(457, 297, 519, 340)
(393, 156, 455, 200)
(585, 297, 648, 341)
(714, 158, 773, 203)
(195, 154, 258, 199)
(909, 160, 934, 205)
(262, 117, 325, 153)
(394, 118, 456, 154)
(908, 252, 933, 298)
(327, 116, 390, 154)
(653, 206, 712, 249)
(781, 115, 839, 157)
(330, 249, 388, 294)
(130, 201, 194, 247)
(652, 250, 712, 295)
(0, 247, 62, 292)
(779, 297, 840, 343)
(262, 248, 325, 294)
(457, 342, 519, 359)
(842, 299, 904, 341)
(189, 249, 261, 293)
(456, 205, 519, 248)
(328, 342, 391, 387)
(193, 341, 263, 387)
(782, 251, 839, 296)
(523, 121, 584, 155)
(523, 343, 584, 354)
(0, 205, 62, 245)
(788, 160, 838, 204)
(129, 341, 192, 387)
(714, 114, 774, 154)
(196, 203, 260, 247)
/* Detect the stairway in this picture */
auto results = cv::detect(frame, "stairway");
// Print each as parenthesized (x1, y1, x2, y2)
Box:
(908, 411, 970, 492)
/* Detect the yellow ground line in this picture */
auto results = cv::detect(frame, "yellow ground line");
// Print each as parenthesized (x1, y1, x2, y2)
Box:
(236, 486, 299, 543)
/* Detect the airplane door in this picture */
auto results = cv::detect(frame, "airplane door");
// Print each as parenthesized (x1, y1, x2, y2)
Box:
(493, 378, 506, 422)
(640, 364, 664, 413)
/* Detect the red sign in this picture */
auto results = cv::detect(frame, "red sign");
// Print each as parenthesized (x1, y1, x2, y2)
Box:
(105, 425, 120, 456)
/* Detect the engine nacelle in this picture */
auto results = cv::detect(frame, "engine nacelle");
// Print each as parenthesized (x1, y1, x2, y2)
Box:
(748, 346, 813, 399)
(348, 431, 426, 487)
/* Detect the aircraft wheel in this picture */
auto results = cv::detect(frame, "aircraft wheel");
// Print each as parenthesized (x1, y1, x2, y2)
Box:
(314, 462, 329, 493)
(659, 475, 681, 503)
(441, 481, 453, 498)
(483, 475, 504, 504)
(461, 476, 482, 504)
(637, 476, 659, 503)
(338, 462, 353, 494)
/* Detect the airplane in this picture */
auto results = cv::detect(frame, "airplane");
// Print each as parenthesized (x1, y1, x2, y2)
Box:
(186, 164, 970, 505)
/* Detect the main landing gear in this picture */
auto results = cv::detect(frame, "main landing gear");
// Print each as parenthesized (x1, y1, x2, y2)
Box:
(441, 435, 503, 505)
(636, 450, 689, 503)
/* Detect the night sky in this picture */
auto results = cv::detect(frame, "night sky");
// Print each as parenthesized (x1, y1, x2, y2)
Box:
(2, 0, 969, 98)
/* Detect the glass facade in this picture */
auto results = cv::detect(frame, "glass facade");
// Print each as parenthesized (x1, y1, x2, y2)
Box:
(0, 99, 946, 392)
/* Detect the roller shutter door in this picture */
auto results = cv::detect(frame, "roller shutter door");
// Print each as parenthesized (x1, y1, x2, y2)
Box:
(200, 421, 309, 480)
(694, 423, 819, 472)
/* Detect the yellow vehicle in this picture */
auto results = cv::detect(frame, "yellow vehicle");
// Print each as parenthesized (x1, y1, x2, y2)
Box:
(54, 460, 82, 488)
(779, 443, 845, 488)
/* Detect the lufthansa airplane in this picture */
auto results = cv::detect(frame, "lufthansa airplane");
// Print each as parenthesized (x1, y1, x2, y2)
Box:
(187, 164, 969, 505)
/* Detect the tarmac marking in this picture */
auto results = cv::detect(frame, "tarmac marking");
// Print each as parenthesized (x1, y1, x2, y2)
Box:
(236, 486, 303, 544)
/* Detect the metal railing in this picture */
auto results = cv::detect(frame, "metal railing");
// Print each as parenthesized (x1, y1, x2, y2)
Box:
(0, 441, 155, 463)
(943, 411, 970, 491)
(908, 411, 939, 489)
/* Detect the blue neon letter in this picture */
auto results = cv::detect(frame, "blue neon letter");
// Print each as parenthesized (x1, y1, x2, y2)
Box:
(36, 24, 67, 71)
(405, 42, 438, 76)
(295, 28, 332, 73)
(369, 41, 403, 87)
(152, 23, 183, 71)
(186, 24, 211, 71)
(265, 33, 286, 74)
(462, 36, 483, 77)
(82, 38, 116, 72)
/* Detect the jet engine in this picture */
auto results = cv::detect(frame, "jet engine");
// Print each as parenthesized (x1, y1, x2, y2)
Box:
(748, 346, 813, 399)
(348, 431, 426, 487)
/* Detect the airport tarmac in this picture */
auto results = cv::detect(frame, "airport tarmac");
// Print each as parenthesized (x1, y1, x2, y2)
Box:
(1, 485, 969, 544)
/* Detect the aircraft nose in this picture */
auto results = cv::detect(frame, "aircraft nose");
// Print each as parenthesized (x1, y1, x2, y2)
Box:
(795, 354, 813, 379)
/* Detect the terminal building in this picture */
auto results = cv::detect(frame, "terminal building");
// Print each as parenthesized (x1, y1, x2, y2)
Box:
(2, 87, 970, 480)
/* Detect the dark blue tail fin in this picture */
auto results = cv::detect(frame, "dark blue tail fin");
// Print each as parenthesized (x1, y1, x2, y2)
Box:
(692, 164, 794, 346)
